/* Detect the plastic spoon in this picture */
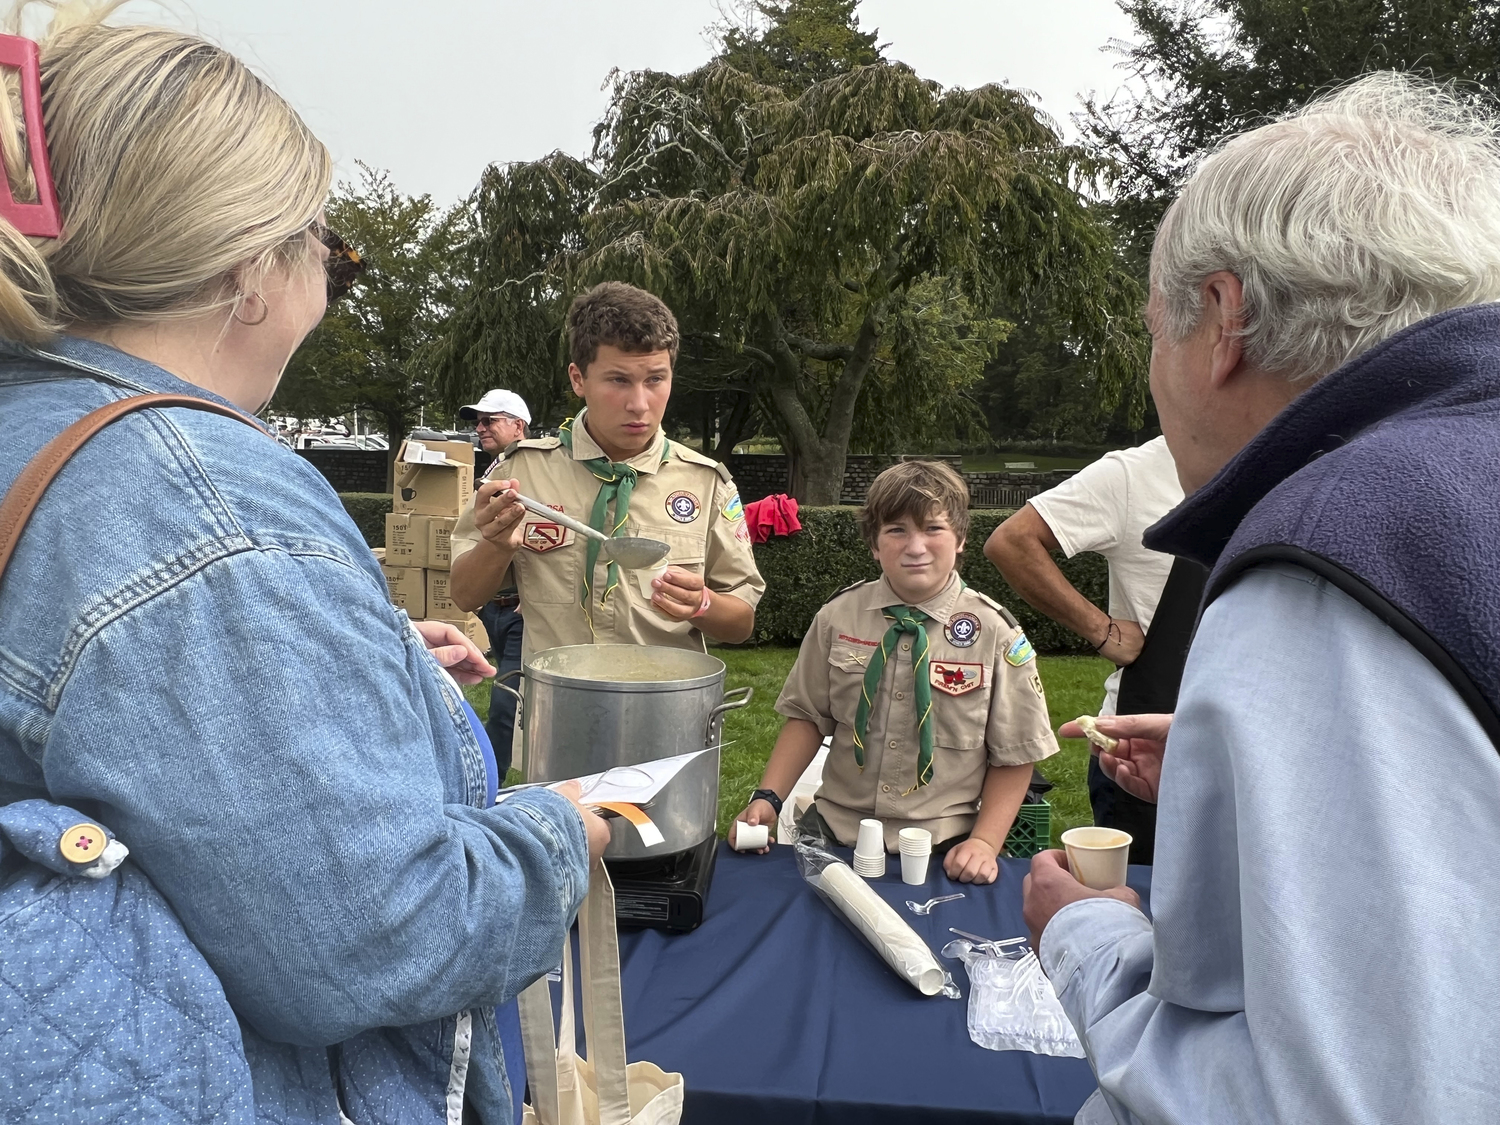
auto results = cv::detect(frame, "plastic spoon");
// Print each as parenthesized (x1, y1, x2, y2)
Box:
(905, 893, 966, 915)
(511, 491, 670, 570)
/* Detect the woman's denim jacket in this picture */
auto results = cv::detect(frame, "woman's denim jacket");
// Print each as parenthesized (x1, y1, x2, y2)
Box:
(0, 337, 590, 1123)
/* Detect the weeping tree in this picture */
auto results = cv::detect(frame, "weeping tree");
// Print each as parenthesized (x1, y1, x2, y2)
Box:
(438, 56, 1143, 502)
(278, 164, 471, 487)
(1084, 0, 1500, 268)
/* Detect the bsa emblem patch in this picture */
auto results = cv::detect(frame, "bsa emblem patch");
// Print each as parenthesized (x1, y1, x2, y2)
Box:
(667, 491, 700, 523)
(1004, 633, 1036, 667)
(945, 612, 981, 648)
(723, 492, 744, 522)
(523, 522, 567, 552)
(930, 661, 984, 696)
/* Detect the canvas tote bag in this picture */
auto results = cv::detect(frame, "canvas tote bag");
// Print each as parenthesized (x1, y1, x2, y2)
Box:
(517, 861, 683, 1125)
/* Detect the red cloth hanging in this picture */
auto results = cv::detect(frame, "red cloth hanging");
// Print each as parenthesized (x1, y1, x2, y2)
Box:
(742, 494, 802, 544)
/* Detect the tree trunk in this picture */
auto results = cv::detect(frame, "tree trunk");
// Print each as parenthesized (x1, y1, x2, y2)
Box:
(789, 440, 846, 505)
(710, 390, 755, 459)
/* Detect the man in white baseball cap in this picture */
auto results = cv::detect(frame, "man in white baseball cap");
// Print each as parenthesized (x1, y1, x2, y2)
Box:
(457, 389, 531, 765)
(458, 389, 531, 457)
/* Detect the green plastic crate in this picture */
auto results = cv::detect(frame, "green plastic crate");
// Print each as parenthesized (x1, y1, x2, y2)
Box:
(1002, 801, 1051, 858)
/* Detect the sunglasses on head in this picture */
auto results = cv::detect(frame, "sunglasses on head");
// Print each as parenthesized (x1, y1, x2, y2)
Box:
(310, 221, 366, 303)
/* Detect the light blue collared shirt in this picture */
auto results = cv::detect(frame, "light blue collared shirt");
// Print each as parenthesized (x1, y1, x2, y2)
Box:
(1042, 562, 1500, 1124)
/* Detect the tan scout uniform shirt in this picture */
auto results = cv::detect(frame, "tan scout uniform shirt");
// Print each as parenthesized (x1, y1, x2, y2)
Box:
(451, 411, 765, 659)
(776, 572, 1058, 851)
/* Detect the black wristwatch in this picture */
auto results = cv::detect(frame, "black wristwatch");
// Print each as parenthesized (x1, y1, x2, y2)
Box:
(750, 788, 784, 816)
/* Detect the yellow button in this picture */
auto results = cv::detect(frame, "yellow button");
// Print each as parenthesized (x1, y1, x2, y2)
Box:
(60, 823, 106, 864)
(901, 642, 911, 651)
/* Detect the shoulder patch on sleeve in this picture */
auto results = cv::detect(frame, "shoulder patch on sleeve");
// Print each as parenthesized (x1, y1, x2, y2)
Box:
(971, 589, 1020, 629)
(1003, 632, 1036, 667)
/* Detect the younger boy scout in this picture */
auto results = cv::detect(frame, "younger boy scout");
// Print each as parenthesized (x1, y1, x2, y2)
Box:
(732, 461, 1058, 884)
(449, 282, 764, 658)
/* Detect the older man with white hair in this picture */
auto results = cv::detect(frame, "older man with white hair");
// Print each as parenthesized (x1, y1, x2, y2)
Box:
(1022, 74, 1500, 1123)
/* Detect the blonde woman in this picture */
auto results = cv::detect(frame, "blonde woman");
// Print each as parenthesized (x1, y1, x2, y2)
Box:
(0, 6, 606, 1123)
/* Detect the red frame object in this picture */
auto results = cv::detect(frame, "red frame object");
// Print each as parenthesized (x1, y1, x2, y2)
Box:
(0, 36, 59, 238)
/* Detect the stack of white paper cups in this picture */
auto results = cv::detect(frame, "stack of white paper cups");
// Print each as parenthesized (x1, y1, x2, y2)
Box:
(852, 818, 886, 878)
(898, 827, 933, 885)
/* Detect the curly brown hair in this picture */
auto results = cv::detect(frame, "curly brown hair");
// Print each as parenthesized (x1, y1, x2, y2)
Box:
(567, 281, 680, 373)
(859, 461, 971, 549)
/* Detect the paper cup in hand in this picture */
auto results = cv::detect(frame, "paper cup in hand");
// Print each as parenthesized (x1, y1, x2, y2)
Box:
(855, 818, 885, 857)
(635, 562, 669, 599)
(1061, 827, 1132, 890)
(733, 822, 769, 851)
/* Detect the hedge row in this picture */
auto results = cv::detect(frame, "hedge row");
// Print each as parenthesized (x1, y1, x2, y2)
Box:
(748, 507, 1106, 654)
(337, 495, 1107, 655)
(340, 493, 394, 548)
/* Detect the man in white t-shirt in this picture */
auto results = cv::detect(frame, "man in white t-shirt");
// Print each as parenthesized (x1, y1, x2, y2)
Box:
(984, 436, 1186, 860)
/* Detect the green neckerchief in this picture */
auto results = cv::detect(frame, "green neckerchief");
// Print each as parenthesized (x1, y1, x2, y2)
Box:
(851, 578, 966, 792)
(853, 605, 934, 792)
(557, 415, 670, 623)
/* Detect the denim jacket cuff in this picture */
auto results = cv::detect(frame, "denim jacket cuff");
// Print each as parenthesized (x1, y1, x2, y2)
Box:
(507, 787, 590, 914)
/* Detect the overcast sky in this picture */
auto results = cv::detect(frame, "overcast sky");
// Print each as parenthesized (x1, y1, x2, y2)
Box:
(123, 0, 1139, 205)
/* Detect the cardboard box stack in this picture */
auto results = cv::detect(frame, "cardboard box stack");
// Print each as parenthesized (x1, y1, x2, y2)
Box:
(378, 438, 490, 651)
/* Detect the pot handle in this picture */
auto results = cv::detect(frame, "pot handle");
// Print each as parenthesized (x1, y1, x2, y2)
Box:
(704, 686, 754, 745)
(493, 668, 524, 722)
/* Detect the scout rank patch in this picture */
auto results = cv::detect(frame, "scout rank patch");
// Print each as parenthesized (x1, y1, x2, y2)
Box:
(945, 611, 981, 647)
(1004, 632, 1036, 666)
(666, 491, 700, 523)
(930, 661, 983, 696)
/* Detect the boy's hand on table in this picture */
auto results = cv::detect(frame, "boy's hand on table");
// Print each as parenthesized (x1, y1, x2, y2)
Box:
(943, 837, 999, 884)
(729, 801, 776, 854)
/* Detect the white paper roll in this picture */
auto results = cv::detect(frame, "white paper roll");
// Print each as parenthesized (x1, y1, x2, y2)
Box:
(733, 823, 769, 850)
(817, 861, 946, 996)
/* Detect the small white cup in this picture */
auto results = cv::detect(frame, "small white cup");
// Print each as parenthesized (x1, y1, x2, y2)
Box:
(897, 827, 932, 854)
(635, 562, 669, 600)
(900, 850, 930, 885)
(855, 818, 885, 857)
(733, 822, 769, 851)
(1061, 826, 1133, 891)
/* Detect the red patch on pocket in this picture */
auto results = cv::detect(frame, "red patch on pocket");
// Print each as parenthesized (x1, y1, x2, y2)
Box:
(523, 522, 567, 552)
(929, 661, 984, 696)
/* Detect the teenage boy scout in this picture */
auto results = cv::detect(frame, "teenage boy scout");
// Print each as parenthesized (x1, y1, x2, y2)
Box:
(450, 282, 764, 658)
(732, 461, 1058, 884)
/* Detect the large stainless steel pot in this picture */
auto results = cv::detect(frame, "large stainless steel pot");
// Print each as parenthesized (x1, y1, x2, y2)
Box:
(496, 645, 752, 859)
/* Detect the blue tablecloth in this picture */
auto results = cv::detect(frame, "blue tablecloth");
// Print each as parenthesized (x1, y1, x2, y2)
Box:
(608, 842, 1152, 1125)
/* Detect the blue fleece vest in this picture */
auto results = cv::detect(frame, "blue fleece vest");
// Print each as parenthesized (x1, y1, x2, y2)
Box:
(1145, 302, 1500, 746)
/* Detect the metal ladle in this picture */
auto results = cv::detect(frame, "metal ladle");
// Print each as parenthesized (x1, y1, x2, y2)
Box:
(513, 492, 671, 570)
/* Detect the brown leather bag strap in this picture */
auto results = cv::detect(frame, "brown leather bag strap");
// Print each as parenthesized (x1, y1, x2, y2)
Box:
(0, 392, 264, 582)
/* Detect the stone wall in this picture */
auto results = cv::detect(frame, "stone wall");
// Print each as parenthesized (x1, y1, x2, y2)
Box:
(297, 448, 389, 494)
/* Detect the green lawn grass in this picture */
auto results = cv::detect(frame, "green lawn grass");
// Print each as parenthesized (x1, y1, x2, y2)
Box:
(468, 647, 1112, 848)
